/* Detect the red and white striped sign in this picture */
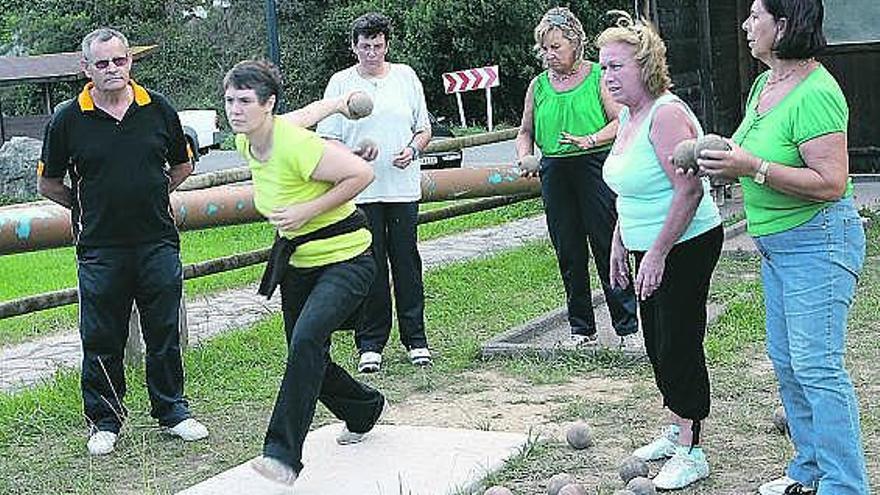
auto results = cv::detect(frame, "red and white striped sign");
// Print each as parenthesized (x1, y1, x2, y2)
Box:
(443, 65, 500, 94)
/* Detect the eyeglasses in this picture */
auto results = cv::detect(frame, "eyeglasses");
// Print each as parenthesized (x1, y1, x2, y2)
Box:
(355, 43, 386, 54)
(90, 56, 130, 70)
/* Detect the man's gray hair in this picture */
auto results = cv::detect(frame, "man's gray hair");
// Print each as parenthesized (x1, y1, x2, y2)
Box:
(81, 28, 129, 61)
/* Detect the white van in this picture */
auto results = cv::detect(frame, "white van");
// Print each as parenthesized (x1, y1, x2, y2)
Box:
(178, 109, 222, 160)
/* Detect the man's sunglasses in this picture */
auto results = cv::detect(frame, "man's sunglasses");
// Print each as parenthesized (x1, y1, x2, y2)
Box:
(91, 56, 129, 70)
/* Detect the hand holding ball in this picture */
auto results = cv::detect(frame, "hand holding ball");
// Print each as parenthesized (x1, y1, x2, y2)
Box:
(519, 155, 540, 174)
(694, 133, 731, 158)
(353, 138, 378, 161)
(673, 134, 732, 175)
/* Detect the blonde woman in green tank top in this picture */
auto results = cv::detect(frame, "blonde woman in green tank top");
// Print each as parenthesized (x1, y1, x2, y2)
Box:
(515, 7, 640, 350)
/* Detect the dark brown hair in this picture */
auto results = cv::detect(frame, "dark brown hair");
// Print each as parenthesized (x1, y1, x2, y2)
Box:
(764, 0, 826, 58)
(223, 60, 282, 110)
(351, 12, 392, 45)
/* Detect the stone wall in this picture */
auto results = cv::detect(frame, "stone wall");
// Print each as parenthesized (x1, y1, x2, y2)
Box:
(0, 137, 42, 203)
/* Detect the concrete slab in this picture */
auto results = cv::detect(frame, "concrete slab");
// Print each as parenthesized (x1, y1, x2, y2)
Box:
(177, 424, 527, 495)
(482, 293, 638, 358)
(482, 297, 724, 358)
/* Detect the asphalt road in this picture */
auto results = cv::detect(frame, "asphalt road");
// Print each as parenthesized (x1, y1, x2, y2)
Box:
(194, 140, 517, 174)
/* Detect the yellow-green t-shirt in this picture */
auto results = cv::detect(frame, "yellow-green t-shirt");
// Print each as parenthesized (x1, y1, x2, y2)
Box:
(236, 118, 371, 267)
(732, 66, 852, 237)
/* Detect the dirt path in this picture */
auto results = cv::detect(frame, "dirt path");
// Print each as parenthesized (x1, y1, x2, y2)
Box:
(382, 306, 879, 494)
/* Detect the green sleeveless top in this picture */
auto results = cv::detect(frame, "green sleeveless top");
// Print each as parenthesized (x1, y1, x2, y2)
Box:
(533, 61, 610, 157)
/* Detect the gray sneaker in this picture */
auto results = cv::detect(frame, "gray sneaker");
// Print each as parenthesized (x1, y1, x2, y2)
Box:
(251, 456, 297, 486)
(653, 445, 710, 489)
(337, 398, 390, 445)
(357, 351, 382, 373)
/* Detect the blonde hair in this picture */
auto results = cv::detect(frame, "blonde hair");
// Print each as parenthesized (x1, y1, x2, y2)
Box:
(595, 10, 672, 97)
(533, 7, 586, 66)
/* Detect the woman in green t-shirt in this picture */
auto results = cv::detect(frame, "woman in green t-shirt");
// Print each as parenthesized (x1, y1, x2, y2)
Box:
(515, 6, 639, 349)
(699, 1, 869, 494)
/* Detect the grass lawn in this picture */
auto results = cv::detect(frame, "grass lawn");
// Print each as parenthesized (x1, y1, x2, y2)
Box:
(0, 240, 564, 494)
(1, 211, 875, 494)
(0, 198, 543, 345)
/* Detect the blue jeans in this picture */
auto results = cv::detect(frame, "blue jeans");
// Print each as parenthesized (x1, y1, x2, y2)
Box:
(753, 197, 869, 494)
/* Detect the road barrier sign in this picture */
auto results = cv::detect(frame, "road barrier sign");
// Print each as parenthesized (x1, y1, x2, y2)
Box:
(441, 65, 500, 130)
(443, 66, 499, 94)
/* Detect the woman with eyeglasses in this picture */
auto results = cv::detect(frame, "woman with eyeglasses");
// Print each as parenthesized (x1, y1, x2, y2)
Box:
(515, 6, 639, 351)
(317, 12, 433, 375)
(597, 11, 723, 489)
(699, 1, 869, 493)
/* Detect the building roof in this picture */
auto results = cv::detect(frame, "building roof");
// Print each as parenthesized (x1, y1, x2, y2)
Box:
(0, 45, 157, 87)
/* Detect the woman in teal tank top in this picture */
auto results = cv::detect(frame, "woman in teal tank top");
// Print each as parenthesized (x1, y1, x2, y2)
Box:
(515, 6, 638, 347)
(698, 1, 869, 494)
(597, 13, 723, 490)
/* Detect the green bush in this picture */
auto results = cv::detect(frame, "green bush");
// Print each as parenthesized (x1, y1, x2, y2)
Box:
(2, 0, 628, 124)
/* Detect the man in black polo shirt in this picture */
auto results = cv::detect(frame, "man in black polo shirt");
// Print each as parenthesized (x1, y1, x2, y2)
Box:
(37, 28, 208, 456)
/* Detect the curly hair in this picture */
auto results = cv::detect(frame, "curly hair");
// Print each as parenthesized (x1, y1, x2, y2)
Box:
(533, 7, 587, 66)
(595, 10, 672, 97)
(351, 12, 393, 45)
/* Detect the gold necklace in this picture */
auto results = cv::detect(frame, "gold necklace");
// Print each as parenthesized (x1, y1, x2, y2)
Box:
(765, 58, 814, 88)
(550, 61, 581, 83)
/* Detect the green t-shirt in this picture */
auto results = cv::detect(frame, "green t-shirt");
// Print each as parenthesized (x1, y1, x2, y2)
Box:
(533, 62, 611, 157)
(732, 66, 852, 236)
(236, 118, 371, 268)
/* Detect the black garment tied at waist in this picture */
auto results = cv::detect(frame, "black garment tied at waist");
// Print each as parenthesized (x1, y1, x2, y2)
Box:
(258, 209, 368, 299)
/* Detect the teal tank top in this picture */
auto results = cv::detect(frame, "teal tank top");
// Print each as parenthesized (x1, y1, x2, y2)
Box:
(533, 62, 610, 157)
(603, 93, 721, 251)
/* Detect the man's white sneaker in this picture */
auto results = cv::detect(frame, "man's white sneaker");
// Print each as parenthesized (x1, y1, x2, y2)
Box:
(337, 398, 389, 445)
(653, 446, 710, 490)
(87, 430, 118, 456)
(408, 347, 432, 367)
(167, 418, 209, 441)
(358, 351, 382, 373)
(758, 476, 815, 495)
(633, 424, 679, 461)
(252, 456, 298, 486)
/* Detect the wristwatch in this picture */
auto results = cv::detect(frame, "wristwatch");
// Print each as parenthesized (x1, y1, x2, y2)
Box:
(407, 144, 421, 160)
(754, 160, 770, 185)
